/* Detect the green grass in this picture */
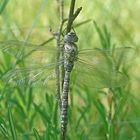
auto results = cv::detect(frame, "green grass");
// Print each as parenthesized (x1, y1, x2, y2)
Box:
(0, 0, 140, 140)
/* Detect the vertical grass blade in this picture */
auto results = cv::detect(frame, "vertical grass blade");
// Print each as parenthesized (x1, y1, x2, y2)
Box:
(27, 84, 33, 112)
(0, 0, 9, 14)
(33, 128, 41, 140)
(23, 0, 47, 44)
(0, 124, 9, 140)
(0, 117, 10, 140)
(8, 107, 17, 140)
(92, 98, 108, 131)
(93, 21, 111, 49)
(93, 21, 106, 48)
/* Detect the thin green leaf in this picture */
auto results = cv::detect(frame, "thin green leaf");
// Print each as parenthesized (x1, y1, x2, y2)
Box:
(103, 25, 111, 49)
(52, 102, 58, 128)
(74, 19, 92, 28)
(23, 0, 47, 44)
(0, 0, 9, 14)
(33, 103, 51, 124)
(93, 21, 106, 49)
(33, 128, 41, 140)
(27, 84, 33, 111)
(114, 95, 127, 120)
(8, 107, 17, 140)
(76, 106, 89, 130)
(92, 98, 108, 130)
(0, 124, 10, 140)
(0, 117, 10, 140)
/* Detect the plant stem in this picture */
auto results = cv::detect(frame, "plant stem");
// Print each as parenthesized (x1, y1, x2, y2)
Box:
(66, 0, 76, 33)
(60, 0, 64, 21)
(55, 32, 61, 109)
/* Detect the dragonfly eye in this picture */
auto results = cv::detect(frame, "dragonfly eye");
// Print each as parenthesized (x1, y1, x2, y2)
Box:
(64, 32, 78, 43)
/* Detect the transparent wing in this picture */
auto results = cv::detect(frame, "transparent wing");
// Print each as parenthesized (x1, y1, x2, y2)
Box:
(1, 59, 64, 86)
(78, 46, 136, 67)
(111, 46, 137, 69)
(0, 40, 64, 85)
(2, 66, 56, 86)
(0, 41, 135, 88)
(0, 40, 57, 58)
(78, 48, 114, 73)
(0, 39, 64, 65)
(72, 64, 128, 88)
(72, 47, 134, 88)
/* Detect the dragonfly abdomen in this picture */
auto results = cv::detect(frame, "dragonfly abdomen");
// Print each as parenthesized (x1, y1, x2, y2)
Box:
(61, 71, 71, 137)
(61, 32, 78, 139)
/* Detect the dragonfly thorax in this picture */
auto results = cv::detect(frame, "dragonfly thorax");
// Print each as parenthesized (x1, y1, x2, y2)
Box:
(64, 42, 78, 72)
(64, 32, 78, 72)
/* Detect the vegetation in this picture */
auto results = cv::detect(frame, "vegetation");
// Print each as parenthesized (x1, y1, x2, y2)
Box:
(0, 0, 139, 140)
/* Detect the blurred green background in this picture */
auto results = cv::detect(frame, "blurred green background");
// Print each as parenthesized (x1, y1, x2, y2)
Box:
(0, 0, 140, 140)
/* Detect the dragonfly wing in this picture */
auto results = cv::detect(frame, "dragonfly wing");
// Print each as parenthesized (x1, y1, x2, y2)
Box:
(72, 62, 128, 88)
(2, 64, 59, 86)
(0, 40, 64, 67)
(73, 48, 128, 88)
(78, 48, 114, 73)
(78, 46, 136, 65)
(111, 46, 137, 68)
(0, 40, 58, 59)
(0, 40, 64, 86)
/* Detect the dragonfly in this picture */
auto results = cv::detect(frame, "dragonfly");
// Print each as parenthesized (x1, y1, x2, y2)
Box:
(0, 32, 136, 138)
(0, 35, 135, 89)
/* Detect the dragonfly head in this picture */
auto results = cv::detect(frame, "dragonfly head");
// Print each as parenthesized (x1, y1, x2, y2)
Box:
(64, 32, 78, 43)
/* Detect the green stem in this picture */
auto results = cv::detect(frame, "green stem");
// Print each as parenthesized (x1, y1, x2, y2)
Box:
(66, 0, 76, 33)
(55, 32, 61, 109)
(60, 0, 64, 21)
